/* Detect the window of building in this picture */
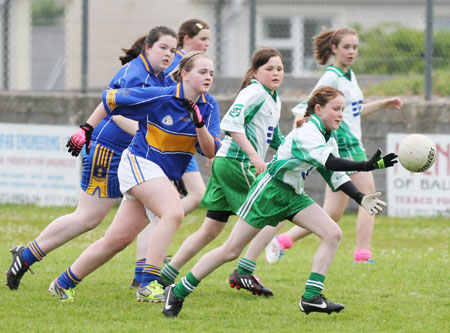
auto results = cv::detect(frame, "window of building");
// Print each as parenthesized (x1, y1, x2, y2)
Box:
(258, 15, 331, 76)
(263, 18, 291, 39)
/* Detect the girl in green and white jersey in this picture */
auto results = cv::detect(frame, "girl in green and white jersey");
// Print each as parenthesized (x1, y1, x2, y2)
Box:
(266, 27, 403, 264)
(162, 86, 398, 318)
(160, 48, 284, 295)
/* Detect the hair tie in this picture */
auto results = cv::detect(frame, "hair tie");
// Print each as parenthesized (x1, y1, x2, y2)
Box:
(331, 28, 342, 46)
(195, 23, 204, 30)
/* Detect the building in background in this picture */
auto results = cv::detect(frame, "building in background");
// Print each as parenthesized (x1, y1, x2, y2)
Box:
(1, 0, 450, 92)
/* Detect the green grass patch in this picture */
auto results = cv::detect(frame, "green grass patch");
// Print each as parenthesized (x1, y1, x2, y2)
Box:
(364, 71, 450, 97)
(0, 204, 449, 332)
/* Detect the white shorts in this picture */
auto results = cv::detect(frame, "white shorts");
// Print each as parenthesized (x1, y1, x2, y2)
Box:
(118, 149, 167, 200)
(145, 208, 158, 221)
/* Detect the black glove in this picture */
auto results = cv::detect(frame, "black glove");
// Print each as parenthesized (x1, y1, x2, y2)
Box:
(173, 179, 188, 196)
(363, 149, 398, 171)
(66, 123, 94, 156)
(182, 98, 205, 128)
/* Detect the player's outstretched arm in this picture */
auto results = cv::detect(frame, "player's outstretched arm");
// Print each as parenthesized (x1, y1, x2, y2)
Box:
(361, 97, 403, 117)
(325, 149, 397, 172)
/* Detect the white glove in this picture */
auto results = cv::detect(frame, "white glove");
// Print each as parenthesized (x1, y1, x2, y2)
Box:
(361, 192, 386, 215)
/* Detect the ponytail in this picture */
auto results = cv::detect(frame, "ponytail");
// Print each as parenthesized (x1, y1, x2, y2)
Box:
(119, 36, 146, 65)
(313, 27, 357, 65)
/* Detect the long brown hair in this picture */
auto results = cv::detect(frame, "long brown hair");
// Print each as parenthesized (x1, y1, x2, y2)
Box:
(296, 86, 344, 127)
(313, 27, 357, 65)
(239, 47, 283, 92)
(119, 36, 146, 65)
(119, 26, 177, 65)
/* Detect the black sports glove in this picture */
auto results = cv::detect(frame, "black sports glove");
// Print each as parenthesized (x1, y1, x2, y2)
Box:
(66, 123, 94, 156)
(173, 179, 188, 196)
(182, 98, 205, 128)
(363, 149, 398, 171)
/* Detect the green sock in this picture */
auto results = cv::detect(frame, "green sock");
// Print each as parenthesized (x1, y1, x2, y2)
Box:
(161, 263, 179, 284)
(173, 271, 200, 300)
(303, 272, 325, 300)
(237, 258, 256, 275)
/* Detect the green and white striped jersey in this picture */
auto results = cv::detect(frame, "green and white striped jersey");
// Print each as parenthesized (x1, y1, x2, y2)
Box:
(217, 79, 284, 161)
(267, 114, 350, 194)
(291, 65, 364, 158)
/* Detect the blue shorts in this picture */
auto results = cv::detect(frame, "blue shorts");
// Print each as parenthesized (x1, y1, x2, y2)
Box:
(81, 141, 123, 198)
(184, 156, 199, 173)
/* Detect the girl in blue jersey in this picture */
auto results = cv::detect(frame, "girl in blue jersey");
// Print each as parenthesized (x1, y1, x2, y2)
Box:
(49, 52, 221, 303)
(5, 26, 178, 291)
(265, 27, 404, 264)
(162, 86, 397, 318)
(170, 18, 210, 213)
(130, 19, 211, 288)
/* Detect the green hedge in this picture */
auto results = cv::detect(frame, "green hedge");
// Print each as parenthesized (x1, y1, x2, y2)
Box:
(364, 70, 450, 96)
(32, 0, 65, 26)
(352, 24, 450, 96)
(353, 24, 450, 75)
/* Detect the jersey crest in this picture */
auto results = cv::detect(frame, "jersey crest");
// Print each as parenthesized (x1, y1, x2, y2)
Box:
(162, 115, 173, 126)
(229, 104, 243, 117)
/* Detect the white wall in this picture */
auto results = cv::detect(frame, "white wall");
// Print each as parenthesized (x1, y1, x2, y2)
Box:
(63, 0, 450, 87)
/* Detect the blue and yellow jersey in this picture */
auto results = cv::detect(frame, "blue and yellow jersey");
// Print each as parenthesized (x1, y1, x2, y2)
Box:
(102, 83, 221, 180)
(92, 53, 175, 152)
(164, 48, 186, 75)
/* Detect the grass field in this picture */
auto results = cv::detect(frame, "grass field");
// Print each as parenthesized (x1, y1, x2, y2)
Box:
(0, 204, 449, 332)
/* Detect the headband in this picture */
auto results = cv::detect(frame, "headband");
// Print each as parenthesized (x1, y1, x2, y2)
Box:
(331, 28, 342, 46)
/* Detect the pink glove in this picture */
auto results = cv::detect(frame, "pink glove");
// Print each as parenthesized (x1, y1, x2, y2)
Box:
(66, 123, 94, 156)
(182, 98, 204, 128)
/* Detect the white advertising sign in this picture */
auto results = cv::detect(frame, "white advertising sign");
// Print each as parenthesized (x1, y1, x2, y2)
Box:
(0, 123, 80, 206)
(387, 133, 450, 217)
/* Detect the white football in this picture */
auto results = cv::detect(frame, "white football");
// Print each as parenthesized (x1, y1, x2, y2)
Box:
(397, 134, 436, 172)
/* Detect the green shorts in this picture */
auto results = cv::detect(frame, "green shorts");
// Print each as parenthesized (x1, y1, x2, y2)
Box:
(201, 157, 257, 214)
(237, 172, 315, 229)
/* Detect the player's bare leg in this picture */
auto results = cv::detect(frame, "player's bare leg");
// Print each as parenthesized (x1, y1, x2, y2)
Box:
(69, 198, 148, 278)
(292, 204, 345, 315)
(131, 170, 205, 287)
(181, 171, 206, 215)
(171, 217, 226, 270)
(349, 171, 376, 262)
(228, 222, 284, 296)
(6, 190, 117, 290)
(36, 191, 118, 254)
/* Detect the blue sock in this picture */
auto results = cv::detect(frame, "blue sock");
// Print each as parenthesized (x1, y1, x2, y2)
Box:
(22, 240, 46, 266)
(140, 264, 160, 288)
(134, 258, 145, 284)
(57, 267, 82, 290)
